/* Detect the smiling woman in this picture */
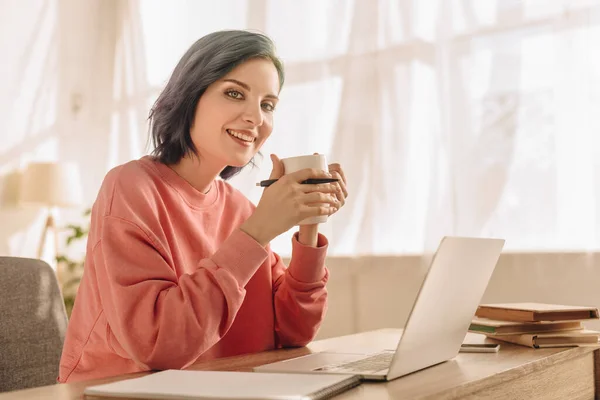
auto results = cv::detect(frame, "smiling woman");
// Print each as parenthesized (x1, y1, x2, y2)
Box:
(149, 31, 284, 182)
(179, 58, 281, 188)
(57, 29, 348, 384)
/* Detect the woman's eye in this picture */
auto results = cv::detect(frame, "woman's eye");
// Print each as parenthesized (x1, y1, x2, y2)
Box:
(226, 90, 243, 99)
(262, 103, 275, 112)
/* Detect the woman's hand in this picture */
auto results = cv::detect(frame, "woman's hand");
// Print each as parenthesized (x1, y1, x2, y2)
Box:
(297, 160, 349, 246)
(327, 162, 348, 213)
(240, 154, 340, 246)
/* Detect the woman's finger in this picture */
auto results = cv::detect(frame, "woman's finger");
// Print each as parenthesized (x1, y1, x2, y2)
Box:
(331, 171, 348, 200)
(328, 163, 347, 185)
(300, 204, 337, 218)
(302, 192, 340, 207)
(298, 182, 338, 194)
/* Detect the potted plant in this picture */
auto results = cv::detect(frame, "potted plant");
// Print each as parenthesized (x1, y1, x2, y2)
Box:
(56, 209, 91, 317)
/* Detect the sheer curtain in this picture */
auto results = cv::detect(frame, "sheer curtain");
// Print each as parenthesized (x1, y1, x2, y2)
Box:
(136, 0, 600, 256)
(445, 0, 600, 251)
(1, 0, 599, 259)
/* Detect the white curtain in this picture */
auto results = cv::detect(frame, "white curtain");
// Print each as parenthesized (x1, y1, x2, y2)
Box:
(1, 0, 599, 259)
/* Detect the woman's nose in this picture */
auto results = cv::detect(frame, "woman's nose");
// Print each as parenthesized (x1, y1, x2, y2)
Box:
(242, 103, 263, 126)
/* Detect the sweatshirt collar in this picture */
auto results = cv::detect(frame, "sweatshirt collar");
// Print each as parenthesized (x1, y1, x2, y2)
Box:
(143, 156, 219, 209)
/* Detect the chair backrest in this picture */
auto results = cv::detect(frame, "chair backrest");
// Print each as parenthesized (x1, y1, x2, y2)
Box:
(0, 257, 68, 392)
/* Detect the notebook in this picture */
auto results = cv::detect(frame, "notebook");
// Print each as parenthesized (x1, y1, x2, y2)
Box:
(469, 317, 583, 335)
(475, 303, 600, 322)
(83, 370, 361, 400)
(488, 329, 600, 349)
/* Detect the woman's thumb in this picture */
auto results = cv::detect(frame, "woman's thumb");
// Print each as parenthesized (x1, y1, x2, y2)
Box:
(269, 154, 284, 179)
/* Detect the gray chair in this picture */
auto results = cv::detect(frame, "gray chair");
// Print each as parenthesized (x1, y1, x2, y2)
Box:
(0, 257, 68, 392)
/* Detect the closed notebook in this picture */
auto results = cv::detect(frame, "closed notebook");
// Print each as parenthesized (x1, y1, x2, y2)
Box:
(469, 317, 583, 335)
(83, 369, 361, 400)
(488, 330, 600, 349)
(475, 303, 600, 322)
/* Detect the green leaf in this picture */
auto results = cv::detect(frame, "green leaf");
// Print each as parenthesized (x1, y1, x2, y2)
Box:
(56, 255, 68, 263)
(67, 261, 79, 272)
(63, 277, 82, 290)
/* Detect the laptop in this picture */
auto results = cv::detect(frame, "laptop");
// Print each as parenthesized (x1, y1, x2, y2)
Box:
(255, 236, 505, 381)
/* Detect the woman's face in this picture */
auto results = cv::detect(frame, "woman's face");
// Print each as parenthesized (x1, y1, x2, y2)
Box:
(190, 58, 280, 169)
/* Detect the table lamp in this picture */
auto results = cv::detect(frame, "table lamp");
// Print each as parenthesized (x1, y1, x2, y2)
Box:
(19, 161, 83, 283)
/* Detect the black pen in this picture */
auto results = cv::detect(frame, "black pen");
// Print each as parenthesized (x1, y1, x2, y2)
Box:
(256, 178, 339, 187)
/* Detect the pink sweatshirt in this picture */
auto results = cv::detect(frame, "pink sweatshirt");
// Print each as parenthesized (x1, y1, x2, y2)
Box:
(58, 156, 329, 383)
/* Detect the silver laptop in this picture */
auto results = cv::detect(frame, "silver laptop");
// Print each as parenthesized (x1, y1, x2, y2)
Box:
(255, 236, 505, 381)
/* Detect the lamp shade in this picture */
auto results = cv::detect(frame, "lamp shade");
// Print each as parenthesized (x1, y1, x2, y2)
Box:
(19, 162, 83, 208)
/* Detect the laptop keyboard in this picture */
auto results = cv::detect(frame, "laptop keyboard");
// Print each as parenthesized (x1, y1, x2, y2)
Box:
(314, 352, 394, 373)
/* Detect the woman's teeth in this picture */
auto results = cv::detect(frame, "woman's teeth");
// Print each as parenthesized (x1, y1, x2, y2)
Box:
(227, 129, 254, 142)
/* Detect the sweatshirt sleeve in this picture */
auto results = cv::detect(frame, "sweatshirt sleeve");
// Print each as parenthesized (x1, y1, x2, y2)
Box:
(94, 216, 268, 370)
(271, 233, 329, 347)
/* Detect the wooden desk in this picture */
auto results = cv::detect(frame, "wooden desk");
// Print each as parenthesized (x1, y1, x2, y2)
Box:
(2, 329, 598, 400)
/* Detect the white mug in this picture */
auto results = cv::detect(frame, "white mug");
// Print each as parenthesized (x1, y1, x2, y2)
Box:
(281, 154, 330, 225)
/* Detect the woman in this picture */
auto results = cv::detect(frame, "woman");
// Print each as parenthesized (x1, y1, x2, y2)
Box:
(59, 30, 348, 383)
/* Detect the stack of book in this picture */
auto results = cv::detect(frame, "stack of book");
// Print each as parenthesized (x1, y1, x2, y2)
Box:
(469, 303, 600, 348)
